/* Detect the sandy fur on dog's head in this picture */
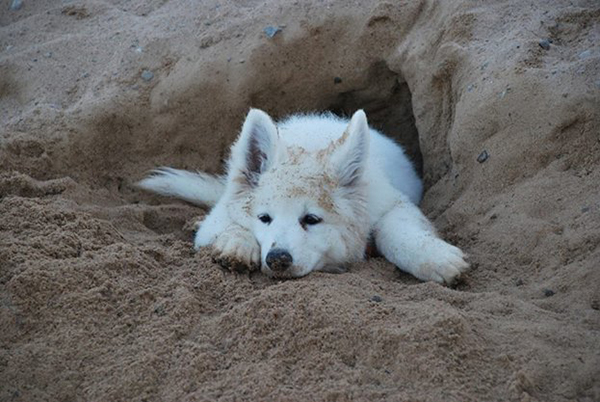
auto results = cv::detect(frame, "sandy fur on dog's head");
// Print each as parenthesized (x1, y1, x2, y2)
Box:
(251, 146, 369, 278)
(263, 150, 337, 212)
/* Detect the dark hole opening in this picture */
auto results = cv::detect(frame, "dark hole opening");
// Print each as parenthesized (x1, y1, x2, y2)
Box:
(327, 61, 423, 176)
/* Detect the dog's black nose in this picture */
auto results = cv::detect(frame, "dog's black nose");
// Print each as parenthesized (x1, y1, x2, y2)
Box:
(266, 248, 293, 271)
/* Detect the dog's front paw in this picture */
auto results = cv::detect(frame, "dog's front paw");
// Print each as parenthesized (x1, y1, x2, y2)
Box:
(210, 226, 260, 272)
(414, 240, 469, 285)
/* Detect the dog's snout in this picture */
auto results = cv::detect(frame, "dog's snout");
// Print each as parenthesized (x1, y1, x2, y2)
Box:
(266, 248, 293, 271)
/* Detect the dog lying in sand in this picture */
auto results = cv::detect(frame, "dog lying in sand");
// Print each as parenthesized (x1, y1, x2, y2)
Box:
(138, 109, 469, 283)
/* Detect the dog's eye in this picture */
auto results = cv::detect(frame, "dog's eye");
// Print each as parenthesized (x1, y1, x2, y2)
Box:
(258, 214, 272, 224)
(301, 214, 322, 226)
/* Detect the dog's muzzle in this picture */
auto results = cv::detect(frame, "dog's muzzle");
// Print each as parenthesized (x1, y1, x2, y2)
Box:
(265, 248, 293, 272)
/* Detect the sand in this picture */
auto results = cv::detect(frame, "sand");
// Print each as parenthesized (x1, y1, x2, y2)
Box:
(1, 0, 599, 401)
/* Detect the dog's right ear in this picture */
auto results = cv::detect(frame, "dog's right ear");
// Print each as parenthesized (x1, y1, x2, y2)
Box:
(230, 108, 279, 187)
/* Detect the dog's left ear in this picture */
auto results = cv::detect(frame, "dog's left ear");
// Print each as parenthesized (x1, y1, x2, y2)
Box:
(333, 110, 370, 188)
(230, 108, 279, 187)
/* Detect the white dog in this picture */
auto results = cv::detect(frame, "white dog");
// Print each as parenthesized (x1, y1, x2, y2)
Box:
(138, 109, 468, 283)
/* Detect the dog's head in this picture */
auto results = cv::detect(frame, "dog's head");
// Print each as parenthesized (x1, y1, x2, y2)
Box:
(229, 109, 370, 278)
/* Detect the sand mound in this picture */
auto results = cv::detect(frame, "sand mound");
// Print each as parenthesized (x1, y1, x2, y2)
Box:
(1, 0, 599, 401)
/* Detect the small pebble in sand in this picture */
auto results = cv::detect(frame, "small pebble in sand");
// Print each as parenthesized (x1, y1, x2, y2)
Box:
(370, 295, 383, 303)
(333, 76, 342, 84)
(263, 26, 282, 38)
(141, 70, 154, 81)
(516, 278, 524, 286)
(543, 289, 555, 297)
(538, 39, 551, 50)
(10, 0, 23, 11)
(44, 52, 52, 58)
(477, 150, 489, 163)
(578, 50, 592, 60)
(498, 87, 511, 99)
(153, 304, 166, 316)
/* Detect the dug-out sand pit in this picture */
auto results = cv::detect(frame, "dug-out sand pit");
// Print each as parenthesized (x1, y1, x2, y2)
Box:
(1, 0, 599, 401)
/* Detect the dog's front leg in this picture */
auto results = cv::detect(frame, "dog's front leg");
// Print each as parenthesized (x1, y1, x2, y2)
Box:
(195, 201, 260, 271)
(373, 198, 469, 284)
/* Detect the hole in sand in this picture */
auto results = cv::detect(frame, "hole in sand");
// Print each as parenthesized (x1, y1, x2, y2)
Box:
(327, 60, 423, 176)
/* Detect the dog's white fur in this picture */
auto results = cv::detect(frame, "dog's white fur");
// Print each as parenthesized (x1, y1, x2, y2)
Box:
(138, 109, 469, 283)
